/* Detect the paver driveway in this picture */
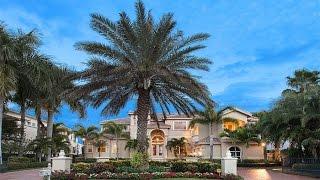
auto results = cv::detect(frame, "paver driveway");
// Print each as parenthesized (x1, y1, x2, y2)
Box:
(238, 167, 317, 180)
(0, 169, 42, 180)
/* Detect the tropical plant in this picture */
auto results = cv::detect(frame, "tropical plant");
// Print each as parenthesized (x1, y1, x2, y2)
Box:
(92, 138, 106, 158)
(69, 1, 213, 169)
(166, 137, 188, 158)
(103, 121, 129, 160)
(125, 139, 138, 154)
(73, 125, 99, 157)
(253, 69, 320, 159)
(189, 106, 237, 161)
(43, 66, 86, 161)
(220, 126, 261, 147)
(0, 23, 17, 164)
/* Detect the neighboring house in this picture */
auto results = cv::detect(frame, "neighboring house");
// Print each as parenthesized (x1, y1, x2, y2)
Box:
(4, 111, 83, 155)
(85, 107, 264, 160)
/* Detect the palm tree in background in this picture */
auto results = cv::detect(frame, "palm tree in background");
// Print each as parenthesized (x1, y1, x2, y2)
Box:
(125, 139, 138, 155)
(188, 106, 237, 161)
(70, 1, 213, 164)
(287, 69, 319, 93)
(220, 126, 261, 146)
(0, 23, 18, 164)
(166, 137, 188, 159)
(73, 125, 99, 157)
(103, 121, 129, 160)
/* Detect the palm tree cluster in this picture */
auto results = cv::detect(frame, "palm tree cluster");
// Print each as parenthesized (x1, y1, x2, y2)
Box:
(256, 69, 320, 159)
(68, 0, 213, 160)
(166, 137, 188, 158)
(0, 23, 85, 164)
(74, 122, 128, 159)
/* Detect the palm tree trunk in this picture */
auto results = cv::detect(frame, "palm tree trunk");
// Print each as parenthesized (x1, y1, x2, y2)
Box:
(136, 89, 150, 153)
(274, 141, 281, 162)
(209, 122, 214, 161)
(116, 135, 119, 160)
(46, 109, 54, 162)
(0, 96, 4, 164)
(19, 101, 26, 156)
(35, 105, 42, 138)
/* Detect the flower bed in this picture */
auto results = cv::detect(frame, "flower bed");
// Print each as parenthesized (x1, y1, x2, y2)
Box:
(52, 171, 222, 179)
(61, 160, 225, 179)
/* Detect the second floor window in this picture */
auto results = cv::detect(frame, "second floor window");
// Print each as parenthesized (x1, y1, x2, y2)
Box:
(174, 121, 187, 130)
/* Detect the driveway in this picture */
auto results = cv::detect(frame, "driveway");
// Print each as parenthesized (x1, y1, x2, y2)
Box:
(238, 167, 317, 180)
(0, 169, 42, 180)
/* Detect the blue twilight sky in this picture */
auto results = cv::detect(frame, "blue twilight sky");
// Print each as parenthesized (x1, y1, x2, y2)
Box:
(1, 0, 320, 128)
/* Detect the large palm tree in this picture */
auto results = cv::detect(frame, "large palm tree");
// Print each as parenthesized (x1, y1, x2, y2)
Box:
(103, 121, 129, 160)
(0, 23, 17, 164)
(70, 0, 213, 159)
(44, 67, 86, 161)
(11, 31, 40, 156)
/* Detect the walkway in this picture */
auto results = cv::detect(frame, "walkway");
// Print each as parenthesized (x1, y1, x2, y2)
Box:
(0, 169, 42, 180)
(238, 167, 317, 180)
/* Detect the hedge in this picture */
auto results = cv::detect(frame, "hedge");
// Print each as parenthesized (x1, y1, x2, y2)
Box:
(71, 161, 220, 176)
(74, 157, 97, 163)
(0, 162, 48, 172)
(292, 163, 320, 170)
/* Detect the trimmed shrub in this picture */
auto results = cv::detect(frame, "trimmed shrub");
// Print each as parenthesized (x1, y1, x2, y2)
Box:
(292, 163, 320, 170)
(148, 165, 167, 173)
(74, 157, 97, 163)
(223, 173, 244, 180)
(8, 156, 31, 163)
(88, 162, 115, 174)
(170, 161, 189, 172)
(116, 166, 139, 173)
(149, 161, 171, 167)
(109, 160, 131, 167)
(71, 163, 91, 173)
(171, 161, 219, 173)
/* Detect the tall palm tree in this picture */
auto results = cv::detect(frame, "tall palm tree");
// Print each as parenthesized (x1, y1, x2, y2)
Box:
(44, 67, 86, 161)
(0, 23, 17, 164)
(103, 121, 129, 160)
(73, 125, 99, 157)
(166, 137, 187, 159)
(12, 30, 40, 150)
(70, 0, 213, 161)
(188, 106, 237, 161)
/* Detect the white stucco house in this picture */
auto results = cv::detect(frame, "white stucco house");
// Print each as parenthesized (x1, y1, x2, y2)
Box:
(84, 107, 264, 160)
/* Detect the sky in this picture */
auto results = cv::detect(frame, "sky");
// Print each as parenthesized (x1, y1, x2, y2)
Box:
(1, 0, 320, 128)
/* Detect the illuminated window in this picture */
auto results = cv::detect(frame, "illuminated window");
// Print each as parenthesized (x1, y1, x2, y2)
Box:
(99, 147, 106, 152)
(174, 121, 187, 130)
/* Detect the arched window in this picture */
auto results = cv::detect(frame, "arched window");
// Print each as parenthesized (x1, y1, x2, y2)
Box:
(150, 129, 165, 157)
(229, 146, 241, 159)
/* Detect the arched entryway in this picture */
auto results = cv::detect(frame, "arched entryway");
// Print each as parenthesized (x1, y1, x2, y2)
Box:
(229, 146, 241, 159)
(150, 129, 165, 157)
